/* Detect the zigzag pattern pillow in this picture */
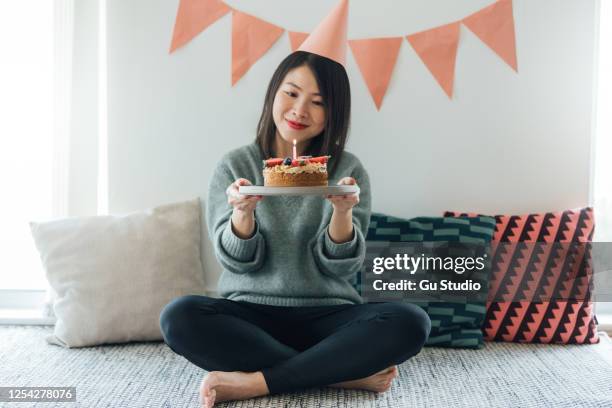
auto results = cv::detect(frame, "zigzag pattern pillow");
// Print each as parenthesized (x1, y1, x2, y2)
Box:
(363, 213, 497, 348)
(444, 208, 599, 344)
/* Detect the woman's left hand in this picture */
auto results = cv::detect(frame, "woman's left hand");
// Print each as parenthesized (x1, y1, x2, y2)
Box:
(326, 177, 360, 213)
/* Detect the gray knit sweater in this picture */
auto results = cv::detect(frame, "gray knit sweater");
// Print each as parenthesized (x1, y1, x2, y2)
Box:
(206, 143, 371, 306)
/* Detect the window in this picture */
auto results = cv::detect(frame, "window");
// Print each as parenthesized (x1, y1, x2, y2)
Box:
(0, 1, 72, 292)
(594, 0, 612, 320)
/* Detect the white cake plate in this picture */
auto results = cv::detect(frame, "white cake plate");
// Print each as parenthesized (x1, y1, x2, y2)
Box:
(239, 185, 360, 196)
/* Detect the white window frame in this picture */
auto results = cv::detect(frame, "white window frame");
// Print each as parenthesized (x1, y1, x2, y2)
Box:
(593, 0, 612, 333)
(0, 290, 54, 325)
(0, 0, 74, 324)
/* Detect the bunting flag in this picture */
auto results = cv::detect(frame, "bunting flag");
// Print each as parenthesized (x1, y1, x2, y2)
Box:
(349, 38, 403, 109)
(169, 0, 231, 53)
(298, 0, 349, 67)
(288, 32, 309, 52)
(462, 0, 518, 71)
(231, 11, 284, 86)
(407, 22, 460, 98)
(169, 0, 519, 100)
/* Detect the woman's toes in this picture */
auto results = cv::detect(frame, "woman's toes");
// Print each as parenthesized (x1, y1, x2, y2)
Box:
(373, 381, 390, 393)
(201, 391, 212, 408)
(377, 369, 397, 392)
(381, 366, 397, 377)
(375, 367, 393, 377)
(208, 389, 216, 407)
(200, 373, 220, 407)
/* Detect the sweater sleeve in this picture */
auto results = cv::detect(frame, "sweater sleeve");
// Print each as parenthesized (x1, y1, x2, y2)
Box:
(205, 158, 266, 275)
(312, 158, 372, 280)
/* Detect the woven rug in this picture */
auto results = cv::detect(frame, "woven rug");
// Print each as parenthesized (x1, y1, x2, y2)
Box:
(1, 326, 611, 407)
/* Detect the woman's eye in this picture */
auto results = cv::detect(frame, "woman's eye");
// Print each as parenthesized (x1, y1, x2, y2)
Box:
(313, 101, 324, 106)
(284, 91, 297, 97)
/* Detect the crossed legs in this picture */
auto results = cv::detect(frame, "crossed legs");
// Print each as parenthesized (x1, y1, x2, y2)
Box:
(160, 296, 430, 407)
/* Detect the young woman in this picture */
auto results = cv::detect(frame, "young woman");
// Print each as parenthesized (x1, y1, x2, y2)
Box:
(160, 51, 431, 408)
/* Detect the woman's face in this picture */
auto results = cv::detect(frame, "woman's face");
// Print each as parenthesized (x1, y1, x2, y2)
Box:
(272, 65, 326, 147)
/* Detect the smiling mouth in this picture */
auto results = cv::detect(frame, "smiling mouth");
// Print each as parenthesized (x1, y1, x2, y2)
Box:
(286, 119, 308, 130)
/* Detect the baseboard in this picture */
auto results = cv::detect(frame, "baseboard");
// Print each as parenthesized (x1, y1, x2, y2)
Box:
(0, 308, 56, 325)
(598, 314, 612, 335)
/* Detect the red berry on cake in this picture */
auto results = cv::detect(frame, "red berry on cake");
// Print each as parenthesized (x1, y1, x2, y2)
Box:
(308, 156, 330, 164)
(264, 158, 284, 167)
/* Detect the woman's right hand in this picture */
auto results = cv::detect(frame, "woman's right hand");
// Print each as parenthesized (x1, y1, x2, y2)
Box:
(226, 179, 263, 239)
(226, 178, 263, 214)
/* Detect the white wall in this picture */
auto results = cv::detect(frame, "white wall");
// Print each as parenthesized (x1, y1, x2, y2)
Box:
(69, 0, 99, 217)
(100, 0, 598, 292)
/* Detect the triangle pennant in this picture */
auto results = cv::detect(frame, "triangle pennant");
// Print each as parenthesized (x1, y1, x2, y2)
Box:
(462, 0, 518, 71)
(231, 11, 284, 86)
(298, 0, 348, 66)
(349, 37, 403, 110)
(407, 22, 460, 98)
(288, 32, 310, 52)
(169, 0, 231, 53)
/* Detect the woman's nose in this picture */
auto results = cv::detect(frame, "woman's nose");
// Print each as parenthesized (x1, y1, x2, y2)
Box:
(292, 100, 308, 118)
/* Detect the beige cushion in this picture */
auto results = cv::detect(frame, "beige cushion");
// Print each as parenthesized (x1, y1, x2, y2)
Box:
(30, 198, 206, 348)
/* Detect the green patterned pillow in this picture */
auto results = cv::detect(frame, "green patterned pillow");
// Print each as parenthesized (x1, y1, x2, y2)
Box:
(360, 213, 496, 348)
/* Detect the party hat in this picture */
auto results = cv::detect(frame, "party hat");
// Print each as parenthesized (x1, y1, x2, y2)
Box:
(298, 0, 348, 66)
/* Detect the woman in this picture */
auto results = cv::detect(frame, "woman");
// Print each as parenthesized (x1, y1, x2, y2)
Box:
(160, 51, 431, 408)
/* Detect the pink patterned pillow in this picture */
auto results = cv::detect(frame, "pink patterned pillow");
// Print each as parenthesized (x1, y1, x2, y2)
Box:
(444, 208, 598, 344)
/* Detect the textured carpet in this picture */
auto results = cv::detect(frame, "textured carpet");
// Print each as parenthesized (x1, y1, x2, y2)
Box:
(1, 326, 612, 407)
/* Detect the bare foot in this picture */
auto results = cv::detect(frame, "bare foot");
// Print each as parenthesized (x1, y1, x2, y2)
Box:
(330, 366, 398, 393)
(199, 371, 269, 408)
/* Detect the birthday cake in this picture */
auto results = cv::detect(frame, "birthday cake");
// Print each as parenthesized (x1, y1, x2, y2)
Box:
(263, 156, 329, 187)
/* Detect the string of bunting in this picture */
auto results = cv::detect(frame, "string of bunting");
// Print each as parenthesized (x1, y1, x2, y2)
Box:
(169, 0, 518, 109)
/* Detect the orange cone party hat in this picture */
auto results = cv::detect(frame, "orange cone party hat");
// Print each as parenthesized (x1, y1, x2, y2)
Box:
(298, 0, 348, 67)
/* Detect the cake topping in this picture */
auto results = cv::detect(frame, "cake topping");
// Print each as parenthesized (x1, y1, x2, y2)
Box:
(263, 155, 330, 168)
(308, 156, 330, 164)
(264, 158, 284, 167)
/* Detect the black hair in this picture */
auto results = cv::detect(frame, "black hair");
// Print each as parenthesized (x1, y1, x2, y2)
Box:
(255, 51, 351, 175)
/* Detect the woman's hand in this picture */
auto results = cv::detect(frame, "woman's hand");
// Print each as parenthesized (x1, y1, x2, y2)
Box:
(326, 177, 360, 214)
(226, 178, 263, 239)
(326, 177, 359, 243)
(226, 178, 263, 213)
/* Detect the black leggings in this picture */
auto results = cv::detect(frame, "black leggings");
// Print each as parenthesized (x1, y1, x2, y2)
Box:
(159, 296, 431, 394)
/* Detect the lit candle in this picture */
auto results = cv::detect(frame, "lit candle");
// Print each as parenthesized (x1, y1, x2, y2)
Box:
(293, 139, 297, 160)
